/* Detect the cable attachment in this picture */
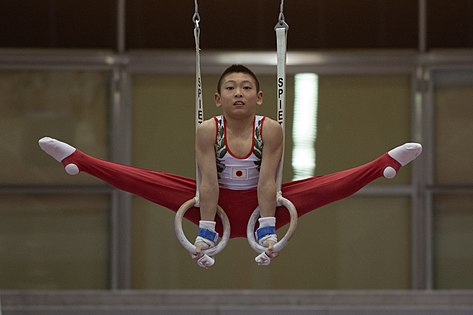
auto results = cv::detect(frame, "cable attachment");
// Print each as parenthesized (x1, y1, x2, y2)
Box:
(193, 13, 200, 28)
(275, 0, 289, 30)
(193, 0, 201, 28)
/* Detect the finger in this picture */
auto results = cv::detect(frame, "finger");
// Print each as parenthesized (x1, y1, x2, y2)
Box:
(192, 252, 203, 260)
(255, 252, 271, 266)
(192, 243, 205, 259)
(265, 245, 280, 259)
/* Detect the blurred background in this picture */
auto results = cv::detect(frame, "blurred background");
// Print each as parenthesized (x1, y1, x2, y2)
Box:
(0, 0, 472, 295)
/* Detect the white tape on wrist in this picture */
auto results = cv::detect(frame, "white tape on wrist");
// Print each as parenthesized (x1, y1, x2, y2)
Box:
(258, 234, 278, 246)
(258, 217, 276, 227)
(199, 220, 216, 230)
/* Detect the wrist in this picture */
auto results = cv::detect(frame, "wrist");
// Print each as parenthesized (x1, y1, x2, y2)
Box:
(195, 220, 218, 247)
(256, 217, 277, 246)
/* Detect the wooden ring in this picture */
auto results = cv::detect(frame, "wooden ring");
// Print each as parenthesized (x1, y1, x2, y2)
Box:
(246, 196, 297, 253)
(175, 198, 230, 256)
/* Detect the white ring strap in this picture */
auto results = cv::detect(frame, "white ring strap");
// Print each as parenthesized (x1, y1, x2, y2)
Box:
(193, 9, 204, 205)
(174, 3, 231, 260)
(247, 2, 298, 261)
(275, 19, 288, 197)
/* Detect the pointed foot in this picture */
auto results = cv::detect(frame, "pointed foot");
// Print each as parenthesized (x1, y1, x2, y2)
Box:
(38, 137, 79, 175)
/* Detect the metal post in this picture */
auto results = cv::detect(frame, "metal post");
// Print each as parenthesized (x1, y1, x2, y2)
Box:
(109, 65, 132, 290)
(418, 0, 427, 53)
(117, 0, 126, 53)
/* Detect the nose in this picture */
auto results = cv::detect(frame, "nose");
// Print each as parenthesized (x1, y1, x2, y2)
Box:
(234, 87, 243, 97)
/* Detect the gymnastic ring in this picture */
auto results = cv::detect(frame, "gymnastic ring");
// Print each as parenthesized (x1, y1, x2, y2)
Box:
(246, 195, 298, 253)
(175, 197, 230, 257)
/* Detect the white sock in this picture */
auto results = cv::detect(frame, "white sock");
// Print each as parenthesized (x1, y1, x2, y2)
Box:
(38, 137, 79, 175)
(64, 164, 80, 175)
(383, 167, 397, 179)
(388, 143, 422, 166)
(38, 137, 76, 162)
(384, 143, 422, 179)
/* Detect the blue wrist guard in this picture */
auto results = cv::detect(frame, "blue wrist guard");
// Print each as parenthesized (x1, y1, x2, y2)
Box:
(198, 228, 218, 243)
(256, 226, 276, 241)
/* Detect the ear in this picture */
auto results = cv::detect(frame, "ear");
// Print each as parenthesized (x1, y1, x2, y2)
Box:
(214, 92, 222, 108)
(256, 90, 264, 106)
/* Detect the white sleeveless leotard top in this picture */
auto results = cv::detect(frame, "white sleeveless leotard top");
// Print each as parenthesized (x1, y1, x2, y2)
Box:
(214, 115, 265, 190)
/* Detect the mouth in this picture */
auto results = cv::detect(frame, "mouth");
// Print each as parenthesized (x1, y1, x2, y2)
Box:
(233, 101, 245, 106)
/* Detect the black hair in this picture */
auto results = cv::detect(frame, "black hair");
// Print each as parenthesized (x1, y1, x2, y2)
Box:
(216, 64, 261, 93)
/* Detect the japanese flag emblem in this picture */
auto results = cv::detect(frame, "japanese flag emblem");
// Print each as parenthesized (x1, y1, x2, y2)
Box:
(232, 168, 248, 180)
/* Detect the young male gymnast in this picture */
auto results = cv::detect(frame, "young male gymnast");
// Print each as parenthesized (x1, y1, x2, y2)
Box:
(39, 64, 422, 267)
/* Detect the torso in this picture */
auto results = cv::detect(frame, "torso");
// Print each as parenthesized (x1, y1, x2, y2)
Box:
(214, 115, 265, 190)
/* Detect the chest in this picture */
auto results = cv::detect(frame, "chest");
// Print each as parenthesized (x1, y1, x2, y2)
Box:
(225, 128, 254, 158)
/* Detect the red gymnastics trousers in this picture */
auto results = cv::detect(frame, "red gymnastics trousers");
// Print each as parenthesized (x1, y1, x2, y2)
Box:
(62, 151, 401, 238)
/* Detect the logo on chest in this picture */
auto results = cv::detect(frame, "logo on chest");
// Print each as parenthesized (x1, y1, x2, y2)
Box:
(231, 167, 249, 180)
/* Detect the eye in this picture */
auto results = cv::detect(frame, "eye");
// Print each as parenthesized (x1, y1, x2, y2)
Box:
(243, 86, 252, 90)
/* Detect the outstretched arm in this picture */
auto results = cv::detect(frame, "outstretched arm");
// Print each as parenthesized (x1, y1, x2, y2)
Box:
(194, 119, 220, 265)
(258, 118, 283, 218)
(195, 119, 219, 221)
(255, 118, 283, 262)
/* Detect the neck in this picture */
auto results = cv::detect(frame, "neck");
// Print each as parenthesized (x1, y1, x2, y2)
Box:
(224, 115, 255, 132)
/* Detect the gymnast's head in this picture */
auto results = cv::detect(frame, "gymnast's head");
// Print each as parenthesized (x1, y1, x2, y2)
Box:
(216, 64, 261, 94)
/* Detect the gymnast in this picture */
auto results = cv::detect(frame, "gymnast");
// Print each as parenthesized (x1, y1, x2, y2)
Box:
(39, 64, 422, 267)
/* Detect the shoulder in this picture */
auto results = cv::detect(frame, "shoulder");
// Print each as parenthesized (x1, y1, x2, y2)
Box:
(196, 118, 217, 144)
(198, 117, 217, 130)
(262, 117, 282, 136)
(261, 117, 282, 144)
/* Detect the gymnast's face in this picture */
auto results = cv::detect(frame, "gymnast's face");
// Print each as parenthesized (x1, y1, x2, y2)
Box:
(214, 72, 264, 119)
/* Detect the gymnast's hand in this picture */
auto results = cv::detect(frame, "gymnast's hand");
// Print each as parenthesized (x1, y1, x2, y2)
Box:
(192, 241, 215, 268)
(192, 241, 210, 259)
(262, 239, 280, 260)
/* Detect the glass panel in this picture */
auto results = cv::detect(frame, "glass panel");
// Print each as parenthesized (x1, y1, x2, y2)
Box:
(314, 74, 412, 185)
(272, 196, 411, 289)
(0, 194, 110, 289)
(433, 69, 473, 184)
(130, 74, 200, 289)
(130, 73, 411, 289)
(0, 0, 117, 49)
(434, 194, 473, 289)
(0, 70, 110, 185)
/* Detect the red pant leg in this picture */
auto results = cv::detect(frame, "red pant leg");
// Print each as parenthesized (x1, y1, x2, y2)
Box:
(62, 150, 201, 218)
(61, 150, 400, 238)
(62, 150, 255, 238)
(214, 153, 402, 237)
(217, 188, 258, 238)
(275, 153, 401, 228)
